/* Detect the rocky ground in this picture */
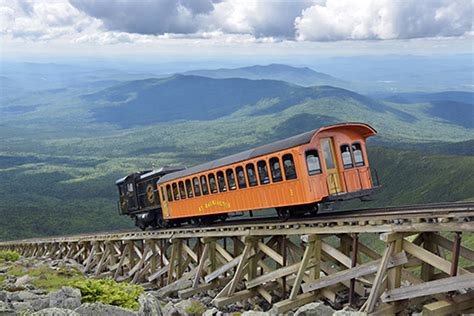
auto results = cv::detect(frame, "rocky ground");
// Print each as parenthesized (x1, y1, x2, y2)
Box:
(0, 256, 364, 315)
(2, 255, 463, 316)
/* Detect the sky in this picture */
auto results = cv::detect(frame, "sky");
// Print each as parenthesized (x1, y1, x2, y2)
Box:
(0, 0, 473, 63)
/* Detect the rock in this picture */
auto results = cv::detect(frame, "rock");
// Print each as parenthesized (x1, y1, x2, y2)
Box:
(293, 302, 335, 316)
(333, 307, 367, 315)
(14, 275, 33, 287)
(0, 301, 15, 316)
(31, 307, 81, 316)
(0, 266, 9, 273)
(75, 302, 138, 316)
(0, 290, 7, 302)
(11, 300, 33, 311)
(242, 312, 270, 316)
(203, 307, 218, 316)
(162, 302, 180, 316)
(49, 286, 82, 309)
(138, 293, 162, 316)
(6, 291, 22, 302)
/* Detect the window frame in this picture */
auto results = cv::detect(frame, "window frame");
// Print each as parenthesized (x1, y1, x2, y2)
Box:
(257, 160, 270, 185)
(340, 144, 354, 169)
(352, 142, 365, 167)
(226, 168, 237, 190)
(282, 153, 297, 180)
(246, 163, 258, 187)
(178, 181, 186, 199)
(217, 171, 227, 192)
(172, 183, 179, 201)
(192, 177, 201, 196)
(166, 184, 173, 202)
(208, 173, 218, 194)
(236, 166, 247, 189)
(185, 179, 194, 198)
(269, 157, 283, 183)
(305, 150, 322, 175)
(160, 186, 167, 202)
(200, 175, 209, 195)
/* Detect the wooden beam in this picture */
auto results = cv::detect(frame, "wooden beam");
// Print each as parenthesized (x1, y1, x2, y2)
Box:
(271, 293, 319, 314)
(290, 238, 315, 300)
(192, 243, 209, 288)
(423, 291, 474, 316)
(257, 241, 284, 265)
(246, 260, 314, 289)
(430, 233, 474, 261)
(213, 289, 255, 308)
(302, 251, 408, 293)
(364, 242, 394, 313)
(382, 274, 474, 303)
(403, 239, 470, 275)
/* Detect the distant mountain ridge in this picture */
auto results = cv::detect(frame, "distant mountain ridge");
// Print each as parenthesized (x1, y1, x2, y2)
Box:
(183, 63, 347, 87)
(382, 91, 473, 128)
(84, 74, 412, 128)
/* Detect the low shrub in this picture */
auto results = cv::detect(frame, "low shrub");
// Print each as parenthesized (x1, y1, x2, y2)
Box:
(185, 301, 206, 316)
(0, 250, 20, 262)
(73, 279, 144, 310)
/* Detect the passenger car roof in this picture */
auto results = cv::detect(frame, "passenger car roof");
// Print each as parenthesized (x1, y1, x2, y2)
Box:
(159, 123, 376, 183)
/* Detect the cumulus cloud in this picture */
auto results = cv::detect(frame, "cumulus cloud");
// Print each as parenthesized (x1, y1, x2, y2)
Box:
(295, 0, 473, 41)
(69, 0, 220, 35)
(1, 0, 472, 44)
(0, 0, 101, 41)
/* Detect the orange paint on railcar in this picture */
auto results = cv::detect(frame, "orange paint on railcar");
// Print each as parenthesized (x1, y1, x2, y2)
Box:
(157, 123, 377, 220)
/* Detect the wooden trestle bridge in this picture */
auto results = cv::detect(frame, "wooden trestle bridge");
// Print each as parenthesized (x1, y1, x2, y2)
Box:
(1, 202, 474, 315)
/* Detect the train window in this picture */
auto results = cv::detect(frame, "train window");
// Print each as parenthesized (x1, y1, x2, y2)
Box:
(269, 157, 283, 182)
(236, 166, 247, 189)
(306, 150, 322, 175)
(127, 183, 134, 192)
(185, 179, 194, 198)
(172, 183, 179, 200)
(340, 145, 353, 169)
(246, 163, 258, 187)
(217, 171, 227, 192)
(321, 139, 335, 169)
(283, 154, 297, 180)
(257, 160, 270, 185)
(160, 186, 166, 202)
(193, 177, 201, 196)
(200, 176, 209, 195)
(226, 169, 237, 190)
(178, 181, 186, 199)
(352, 143, 365, 167)
(208, 174, 218, 193)
(166, 184, 173, 201)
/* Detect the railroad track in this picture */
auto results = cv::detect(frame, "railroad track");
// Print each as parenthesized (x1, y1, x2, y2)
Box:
(2, 202, 473, 245)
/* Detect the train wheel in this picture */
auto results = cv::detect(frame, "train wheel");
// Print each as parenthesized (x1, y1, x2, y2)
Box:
(276, 208, 291, 221)
(157, 217, 170, 229)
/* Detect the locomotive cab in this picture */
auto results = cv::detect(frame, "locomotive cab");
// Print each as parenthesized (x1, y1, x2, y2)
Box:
(116, 166, 185, 230)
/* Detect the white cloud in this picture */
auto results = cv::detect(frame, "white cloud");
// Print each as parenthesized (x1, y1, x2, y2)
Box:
(1, 0, 472, 46)
(0, 0, 101, 41)
(295, 0, 473, 41)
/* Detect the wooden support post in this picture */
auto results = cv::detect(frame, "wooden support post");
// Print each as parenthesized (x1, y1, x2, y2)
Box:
(289, 235, 317, 300)
(421, 233, 435, 281)
(349, 233, 358, 307)
(364, 242, 394, 313)
(281, 235, 287, 299)
(160, 239, 165, 287)
(450, 232, 461, 276)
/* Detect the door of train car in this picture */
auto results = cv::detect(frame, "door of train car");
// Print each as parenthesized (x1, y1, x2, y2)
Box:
(320, 138, 342, 194)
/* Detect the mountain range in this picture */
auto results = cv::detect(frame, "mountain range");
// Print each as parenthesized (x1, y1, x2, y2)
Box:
(183, 63, 347, 87)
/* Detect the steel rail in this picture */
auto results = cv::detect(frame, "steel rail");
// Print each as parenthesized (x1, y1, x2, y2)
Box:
(1, 202, 473, 246)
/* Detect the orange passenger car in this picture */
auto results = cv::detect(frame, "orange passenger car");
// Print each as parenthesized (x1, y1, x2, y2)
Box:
(156, 123, 378, 225)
